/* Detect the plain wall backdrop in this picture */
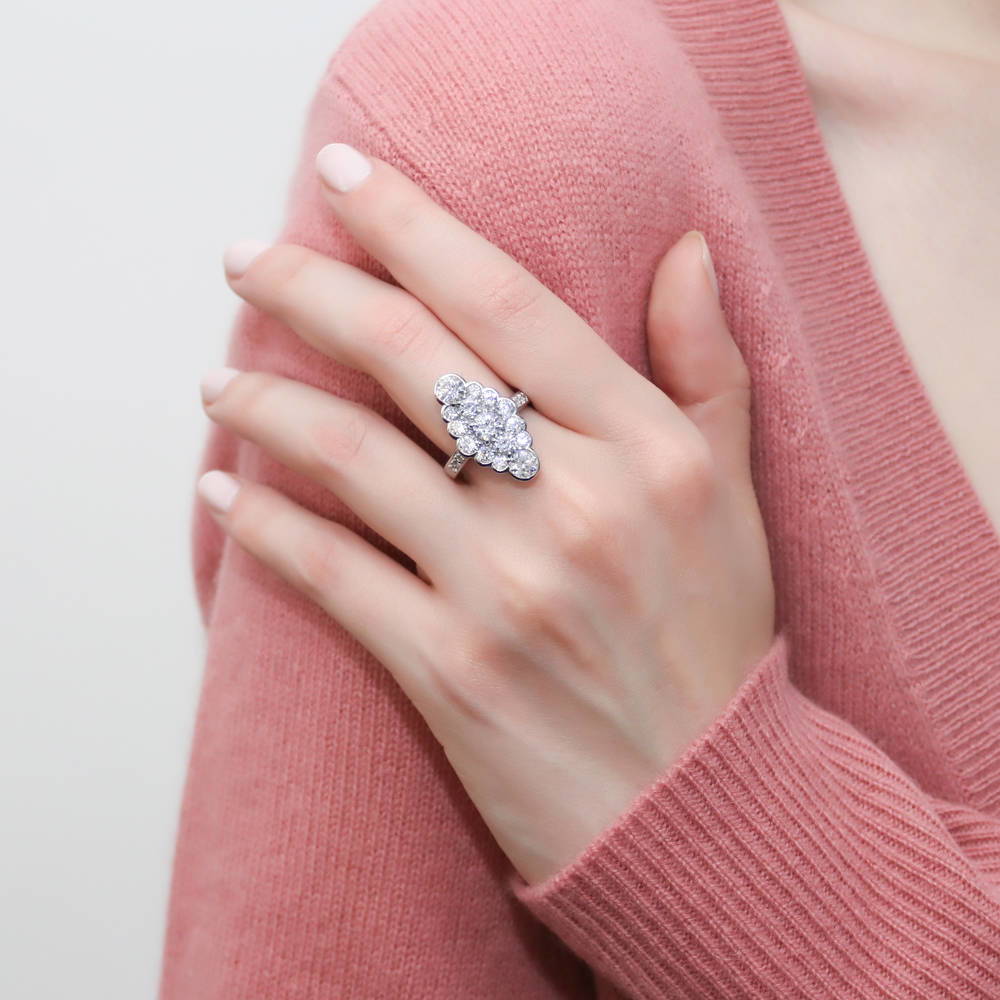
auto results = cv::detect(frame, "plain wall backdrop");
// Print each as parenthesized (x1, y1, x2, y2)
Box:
(0, 1, 376, 996)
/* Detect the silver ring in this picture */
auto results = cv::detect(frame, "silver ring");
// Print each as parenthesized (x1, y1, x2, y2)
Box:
(433, 372, 540, 481)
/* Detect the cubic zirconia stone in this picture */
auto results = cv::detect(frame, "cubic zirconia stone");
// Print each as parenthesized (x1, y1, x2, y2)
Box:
(436, 373, 538, 479)
(434, 373, 464, 402)
(509, 448, 539, 480)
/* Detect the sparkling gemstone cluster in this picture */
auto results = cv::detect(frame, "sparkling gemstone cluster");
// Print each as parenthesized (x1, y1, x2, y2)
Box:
(434, 373, 540, 480)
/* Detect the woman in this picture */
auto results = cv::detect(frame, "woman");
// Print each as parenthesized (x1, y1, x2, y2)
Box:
(160, 0, 1000, 996)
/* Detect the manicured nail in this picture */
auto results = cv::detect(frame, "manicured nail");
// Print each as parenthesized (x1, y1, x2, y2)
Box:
(315, 142, 372, 192)
(694, 231, 719, 298)
(223, 240, 270, 279)
(198, 470, 241, 514)
(200, 366, 240, 404)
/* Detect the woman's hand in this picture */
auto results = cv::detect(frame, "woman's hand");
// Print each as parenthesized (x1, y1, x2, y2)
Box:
(198, 143, 776, 886)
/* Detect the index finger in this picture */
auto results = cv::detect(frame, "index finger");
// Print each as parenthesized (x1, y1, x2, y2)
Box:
(313, 143, 669, 440)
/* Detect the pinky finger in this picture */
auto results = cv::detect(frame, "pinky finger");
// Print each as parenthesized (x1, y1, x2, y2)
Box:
(197, 469, 440, 702)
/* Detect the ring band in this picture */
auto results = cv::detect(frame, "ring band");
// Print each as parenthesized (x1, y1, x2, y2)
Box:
(433, 373, 540, 481)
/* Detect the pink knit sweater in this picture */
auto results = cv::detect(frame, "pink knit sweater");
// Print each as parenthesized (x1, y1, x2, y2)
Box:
(160, 0, 1000, 996)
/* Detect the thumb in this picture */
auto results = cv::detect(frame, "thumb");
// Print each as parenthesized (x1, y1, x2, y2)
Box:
(645, 230, 754, 485)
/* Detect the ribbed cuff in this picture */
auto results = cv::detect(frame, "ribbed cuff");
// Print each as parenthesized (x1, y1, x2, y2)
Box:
(507, 626, 1000, 1000)
(508, 629, 811, 998)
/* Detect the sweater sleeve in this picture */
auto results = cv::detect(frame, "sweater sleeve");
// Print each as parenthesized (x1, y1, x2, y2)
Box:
(508, 628, 1000, 999)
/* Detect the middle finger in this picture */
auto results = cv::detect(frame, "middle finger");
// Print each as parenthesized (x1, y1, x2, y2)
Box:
(225, 241, 565, 473)
(313, 146, 664, 440)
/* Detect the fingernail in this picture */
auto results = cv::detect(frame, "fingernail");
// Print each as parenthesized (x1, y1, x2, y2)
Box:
(198, 470, 241, 514)
(223, 240, 270, 279)
(315, 142, 372, 193)
(694, 231, 719, 298)
(200, 366, 240, 404)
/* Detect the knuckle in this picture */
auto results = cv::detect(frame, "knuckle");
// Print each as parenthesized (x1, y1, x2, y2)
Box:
(448, 626, 505, 672)
(486, 554, 570, 632)
(303, 405, 371, 477)
(643, 433, 718, 513)
(367, 191, 424, 243)
(545, 475, 624, 567)
(292, 528, 345, 605)
(365, 297, 440, 364)
(220, 478, 255, 538)
(226, 370, 285, 421)
(245, 243, 313, 302)
(426, 627, 503, 716)
(675, 438, 718, 506)
(471, 265, 546, 330)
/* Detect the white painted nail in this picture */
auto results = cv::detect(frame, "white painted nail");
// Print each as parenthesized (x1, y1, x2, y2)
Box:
(197, 470, 241, 514)
(200, 367, 240, 405)
(315, 142, 373, 193)
(223, 240, 270, 279)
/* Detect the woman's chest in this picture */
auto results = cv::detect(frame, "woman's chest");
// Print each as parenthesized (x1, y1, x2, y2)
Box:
(784, 10, 1000, 540)
(816, 94, 1000, 538)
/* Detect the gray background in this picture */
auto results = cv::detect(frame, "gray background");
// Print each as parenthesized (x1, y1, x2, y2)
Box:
(1, 1, 377, 995)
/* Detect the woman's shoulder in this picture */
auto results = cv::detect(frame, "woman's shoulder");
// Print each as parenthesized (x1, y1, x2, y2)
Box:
(327, 0, 688, 74)
(314, 0, 714, 176)
(325, 0, 700, 112)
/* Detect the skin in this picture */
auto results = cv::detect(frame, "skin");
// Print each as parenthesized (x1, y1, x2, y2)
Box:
(198, 147, 776, 886)
(779, 0, 1000, 537)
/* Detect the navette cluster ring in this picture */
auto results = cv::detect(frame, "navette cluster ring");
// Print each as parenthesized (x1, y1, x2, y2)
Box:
(434, 372, 540, 481)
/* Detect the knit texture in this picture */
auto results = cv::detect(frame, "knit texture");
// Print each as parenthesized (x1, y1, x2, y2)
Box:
(160, 0, 1000, 997)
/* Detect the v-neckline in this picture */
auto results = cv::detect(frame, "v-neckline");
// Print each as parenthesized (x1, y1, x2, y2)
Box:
(668, 0, 1000, 807)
